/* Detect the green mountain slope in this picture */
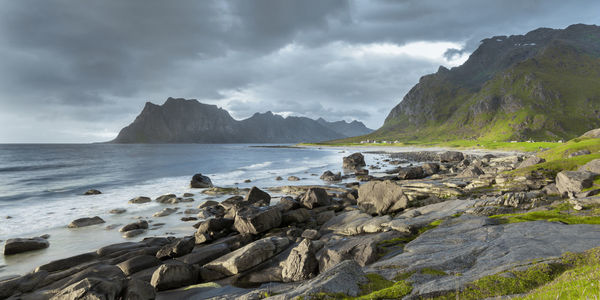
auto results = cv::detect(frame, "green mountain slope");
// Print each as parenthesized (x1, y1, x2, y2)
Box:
(353, 24, 600, 143)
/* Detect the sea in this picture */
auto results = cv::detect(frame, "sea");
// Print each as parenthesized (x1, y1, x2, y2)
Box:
(0, 143, 384, 275)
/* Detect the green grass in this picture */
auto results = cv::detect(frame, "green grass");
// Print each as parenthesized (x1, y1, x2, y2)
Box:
(420, 268, 448, 276)
(517, 264, 600, 299)
(489, 202, 600, 225)
(298, 274, 413, 300)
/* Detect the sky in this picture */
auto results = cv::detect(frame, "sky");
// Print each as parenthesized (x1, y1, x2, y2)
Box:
(0, 0, 599, 143)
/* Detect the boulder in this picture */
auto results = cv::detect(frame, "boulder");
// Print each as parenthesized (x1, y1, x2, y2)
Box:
(281, 239, 318, 282)
(343, 152, 366, 170)
(204, 236, 290, 276)
(122, 229, 146, 238)
(153, 207, 178, 217)
(155, 193, 176, 203)
(4, 237, 49, 255)
(195, 217, 234, 239)
(176, 243, 230, 266)
(316, 210, 336, 226)
(579, 159, 600, 174)
(150, 264, 197, 291)
(124, 279, 156, 300)
(156, 237, 195, 260)
(190, 173, 213, 188)
(556, 171, 596, 195)
(109, 208, 126, 214)
(357, 180, 408, 215)
(51, 277, 125, 300)
(300, 188, 331, 209)
(582, 128, 600, 138)
(439, 151, 464, 163)
(569, 149, 591, 157)
(273, 260, 368, 299)
(288, 176, 300, 181)
(68, 216, 105, 228)
(198, 200, 220, 208)
(244, 186, 271, 206)
(35, 252, 99, 273)
(117, 255, 161, 276)
(119, 220, 149, 232)
(129, 196, 151, 204)
(276, 196, 301, 211)
(234, 206, 282, 235)
(397, 166, 425, 180)
(422, 163, 440, 176)
(518, 156, 546, 169)
(301, 229, 321, 240)
(282, 208, 311, 225)
(320, 170, 342, 181)
(84, 189, 102, 195)
(458, 165, 485, 178)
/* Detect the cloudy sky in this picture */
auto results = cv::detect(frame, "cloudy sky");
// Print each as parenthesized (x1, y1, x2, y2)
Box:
(0, 0, 599, 142)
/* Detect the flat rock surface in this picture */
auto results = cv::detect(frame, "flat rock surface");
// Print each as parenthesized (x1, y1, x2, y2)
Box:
(369, 215, 600, 297)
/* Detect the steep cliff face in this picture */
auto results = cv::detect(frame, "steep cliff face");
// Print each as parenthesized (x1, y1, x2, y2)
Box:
(111, 98, 372, 143)
(376, 24, 600, 142)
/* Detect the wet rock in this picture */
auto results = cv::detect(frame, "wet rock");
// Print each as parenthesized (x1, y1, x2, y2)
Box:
(122, 229, 146, 238)
(300, 187, 331, 209)
(234, 206, 282, 235)
(153, 207, 178, 217)
(4, 237, 49, 255)
(117, 255, 161, 276)
(244, 186, 271, 206)
(556, 171, 596, 195)
(109, 208, 127, 214)
(343, 152, 366, 170)
(84, 189, 102, 195)
(275, 176, 283, 180)
(439, 151, 464, 163)
(155, 194, 177, 203)
(281, 239, 318, 282)
(282, 208, 311, 225)
(357, 180, 408, 215)
(129, 196, 151, 204)
(190, 173, 214, 188)
(198, 200, 220, 208)
(184, 208, 200, 214)
(204, 236, 289, 276)
(150, 264, 197, 291)
(51, 277, 125, 300)
(124, 279, 156, 300)
(288, 176, 300, 181)
(156, 237, 195, 260)
(183, 193, 194, 197)
(68, 216, 105, 228)
(181, 217, 197, 222)
(35, 252, 99, 273)
(320, 170, 342, 181)
(119, 220, 149, 232)
(176, 243, 230, 266)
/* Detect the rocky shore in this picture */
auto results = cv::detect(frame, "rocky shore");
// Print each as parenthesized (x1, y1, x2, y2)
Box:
(2, 144, 600, 299)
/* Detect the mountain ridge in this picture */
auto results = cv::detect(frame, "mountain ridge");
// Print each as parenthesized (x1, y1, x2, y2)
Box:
(111, 98, 372, 143)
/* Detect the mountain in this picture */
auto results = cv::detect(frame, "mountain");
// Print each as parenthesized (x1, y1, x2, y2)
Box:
(111, 98, 373, 143)
(365, 24, 600, 142)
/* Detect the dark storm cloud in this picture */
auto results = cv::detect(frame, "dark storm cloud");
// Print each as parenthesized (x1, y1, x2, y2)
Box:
(0, 0, 598, 142)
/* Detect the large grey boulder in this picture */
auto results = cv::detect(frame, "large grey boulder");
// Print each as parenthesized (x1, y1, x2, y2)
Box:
(320, 170, 342, 181)
(190, 173, 213, 188)
(579, 159, 600, 174)
(119, 220, 148, 232)
(439, 151, 464, 162)
(357, 180, 409, 215)
(517, 156, 546, 169)
(203, 236, 289, 276)
(369, 215, 600, 298)
(343, 152, 366, 170)
(281, 239, 319, 282)
(556, 171, 596, 195)
(50, 277, 125, 300)
(234, 206, 282, 235)
(582, 128, 600, 138)
(272, 260, 368, 299)
(397, 166, 425, 180)
(68, 216, 105, 228)
(4, 237, 49, 255)
(117, 255, 161, 276)
(244, 186, 271, 206)
(150, 264, 197, 291)
(156, 237, 195, 260)
(176, 243, 230, 266)
(299, 187, 331, 209)
(155, 193, 176, 203)
(128, 196, 151, 204)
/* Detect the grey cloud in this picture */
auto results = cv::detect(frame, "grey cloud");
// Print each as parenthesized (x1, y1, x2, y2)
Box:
(0, 0, 599, 142)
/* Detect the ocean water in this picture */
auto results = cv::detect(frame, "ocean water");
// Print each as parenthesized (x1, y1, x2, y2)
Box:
(1, 143, 385, 275)
(0, 144, 359, 239)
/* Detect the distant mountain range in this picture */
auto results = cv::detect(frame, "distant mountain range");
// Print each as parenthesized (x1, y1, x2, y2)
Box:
(110, 98, 373, 143)
(348, 24, 600, 143)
